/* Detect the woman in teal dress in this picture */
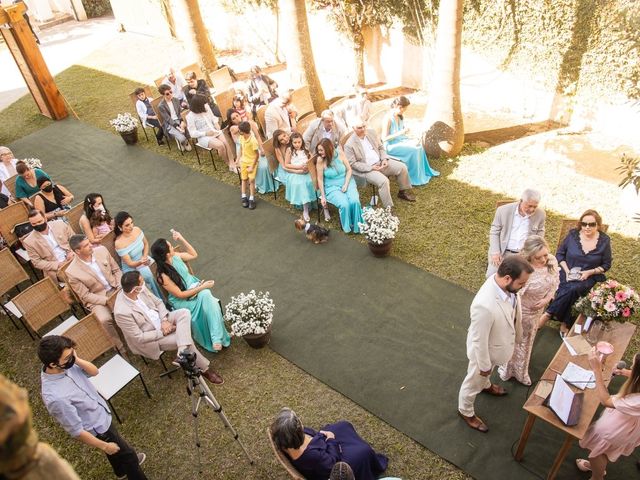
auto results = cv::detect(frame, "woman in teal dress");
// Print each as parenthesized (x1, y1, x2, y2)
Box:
(15, 161, 51, 199)
(272, 129, 292, 188)
(315, 138, 363, 233)
(150, 232, 230, 352)
(382, 96, 439, 186)
(114, 212, 163, 299)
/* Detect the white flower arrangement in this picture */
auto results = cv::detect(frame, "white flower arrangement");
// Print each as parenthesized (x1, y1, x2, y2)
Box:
(109, 113, 139, 133)
(22, 158, 42, 169)
(225, 290, 275, 336)
(358, 206, 400, 245)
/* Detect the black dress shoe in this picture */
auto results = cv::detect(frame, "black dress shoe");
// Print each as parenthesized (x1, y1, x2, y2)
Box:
(248, 199, 256, 210)
(241, 197, 249, 208)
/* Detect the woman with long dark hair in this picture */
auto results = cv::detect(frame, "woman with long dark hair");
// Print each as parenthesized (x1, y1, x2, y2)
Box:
(150, 231, 230, 352)
(78, 193, 112, 244)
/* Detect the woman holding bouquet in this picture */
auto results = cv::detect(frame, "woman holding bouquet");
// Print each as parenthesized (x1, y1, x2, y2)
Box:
(539, 210, 612, 337)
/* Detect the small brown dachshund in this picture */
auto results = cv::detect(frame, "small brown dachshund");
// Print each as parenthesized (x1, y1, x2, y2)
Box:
(294, 218, 330, 244)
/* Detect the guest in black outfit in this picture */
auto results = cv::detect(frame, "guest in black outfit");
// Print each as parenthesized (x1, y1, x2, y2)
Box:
(183, 71, 222, 118)
(33, 176, 74, 220)
(247, 65, 278, 116)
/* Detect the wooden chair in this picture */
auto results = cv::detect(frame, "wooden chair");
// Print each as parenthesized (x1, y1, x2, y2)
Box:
(11, 277, 79, 340)
(128, 86, 157, 142)
(151, 97, 173, 152)
(367, 109, 387, 137)
(291, 85, 314, 117)
(256, 105, 268, 136)
(62, 313, 152, 423)
(57, 260, 90, 317)
(296, 112, 317, 137)
(0, 201, 29, 247)
(215, 88, 235, 119)
(495, 200, 513, 209)
(0, 247, 31, 329)
(181, 63, 207, 86)
(99, 230, 121, 267)
(267, 428, 305, 480)
(4, 175, 18, 198)
(209, 66, 233, 92)
(63, 203, 84, 234)
(556, 219, 609, 253)
(154, 76, 166, 89)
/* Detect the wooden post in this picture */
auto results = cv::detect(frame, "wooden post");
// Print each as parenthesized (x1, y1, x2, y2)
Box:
(0, 3, 67, 120)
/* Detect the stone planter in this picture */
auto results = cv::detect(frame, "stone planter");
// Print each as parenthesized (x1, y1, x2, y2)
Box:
(120, 128, 138, 145)
(242, 325, 272, 349)
(368, 238, 393, 257)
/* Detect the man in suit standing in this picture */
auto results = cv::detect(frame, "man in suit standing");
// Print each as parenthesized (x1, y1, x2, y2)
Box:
(458, 256, 533, 432)
(22, 209, 74, 281)
(302, 110, 346, 152)
(113, 271, 224, 385)
(487, 189, 545, 277)
(65, 234, 124, 352)
(344, 117, 415, 208)
(158, 84, 192, 152)
(264, 89, 297, 139)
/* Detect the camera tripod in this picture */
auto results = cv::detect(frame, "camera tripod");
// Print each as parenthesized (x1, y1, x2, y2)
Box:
(184, 366, 254, 471)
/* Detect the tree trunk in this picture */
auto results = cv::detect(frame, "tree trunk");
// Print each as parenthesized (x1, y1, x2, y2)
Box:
(279, 0, 327, 113)
(421, 0, 464, 158)
(173, 0, 219, 74)
(353, 31, 366, 86)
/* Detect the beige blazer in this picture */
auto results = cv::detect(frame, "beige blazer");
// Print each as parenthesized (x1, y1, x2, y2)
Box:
(466, 275, 523, 372)
(65, 246, 122, 309)
(113, 287, 169, 359)
(22, 220, 74, 279)
(488, 202, 546, 258)
(265, 101, 292, 139)
(302, 117, 346, 152)
(343, 129, 389, 174)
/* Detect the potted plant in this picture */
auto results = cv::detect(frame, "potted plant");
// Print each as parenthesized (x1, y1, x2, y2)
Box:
(225, 290, 275, 349)
(358, 206, 400, 257)
(110, 113, 139, 145)
(575, 280, 640, 333)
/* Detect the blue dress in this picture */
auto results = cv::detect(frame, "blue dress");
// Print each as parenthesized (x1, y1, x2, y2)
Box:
(323, 152, 362, 233)
(285, 151, 316, 206)
(385, 117, 439, 186)
(116, 232, 162, 299)
(546, 229, 612, 327)
(167, 256, 231, 352)
(289, 421, 389, 480)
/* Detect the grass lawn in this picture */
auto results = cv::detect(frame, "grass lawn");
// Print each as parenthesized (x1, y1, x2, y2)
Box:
(1, 66, 639, 479)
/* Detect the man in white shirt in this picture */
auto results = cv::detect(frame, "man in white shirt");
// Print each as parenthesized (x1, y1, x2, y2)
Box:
(486, 189, 546, 277)
(22, 209, 74, 281)
(343, 117, 415, 208)
(161, 68, 187, 103)
(134, 87, 164, 145)
(113, 272, 224, 385)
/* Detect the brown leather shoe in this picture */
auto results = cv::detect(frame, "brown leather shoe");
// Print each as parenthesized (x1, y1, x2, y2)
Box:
(482, 384, 508, 396)
(458, 412, 489, 432)
(201, 369, 224, 385)
(397, 190, 416, 202)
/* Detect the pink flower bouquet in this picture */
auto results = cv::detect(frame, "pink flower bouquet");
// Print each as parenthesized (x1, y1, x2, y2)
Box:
(575, 280, 640, 321)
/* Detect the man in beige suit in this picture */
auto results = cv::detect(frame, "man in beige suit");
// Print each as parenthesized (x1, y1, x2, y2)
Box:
(487, 189, 545, 277)
(264, 90, 297, 139)
(344, 117, 415, 208)
(22, 209, 74, 281)
(65, 234, 124, 351)
(114, 271, 224, 385)
(302, 110, 346, 152)
(458, 256, 533, 432)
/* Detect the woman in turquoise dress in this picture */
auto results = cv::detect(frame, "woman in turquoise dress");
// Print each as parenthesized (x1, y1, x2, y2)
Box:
(315, 138, 363, 233)
(150, 232, 230, 352)
(114, 212, 162, 299)
(382, 96, 439, 186)
(272, 129, 292, 188)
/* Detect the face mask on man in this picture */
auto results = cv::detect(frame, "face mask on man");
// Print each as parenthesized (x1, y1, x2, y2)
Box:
(57, 354, 75, 370)
(33, 222, 47, 232)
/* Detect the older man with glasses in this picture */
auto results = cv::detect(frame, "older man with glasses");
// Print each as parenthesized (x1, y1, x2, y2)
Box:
(158, 84, 192, 152)
(343, 117, 415, 209)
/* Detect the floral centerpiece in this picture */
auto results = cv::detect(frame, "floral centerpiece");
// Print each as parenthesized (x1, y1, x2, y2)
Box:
(22, 158, 42, 169)
(358, 206, 400, 257)
(109, 113, 139, 133)
(225, 290, 275, 348)
(575, 280, 640, 322)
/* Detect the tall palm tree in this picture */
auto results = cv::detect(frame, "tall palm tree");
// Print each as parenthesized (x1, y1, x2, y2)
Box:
(175, 0, 219, 74)
(279, 0, 327, 112)
(422, 0, 464, 158)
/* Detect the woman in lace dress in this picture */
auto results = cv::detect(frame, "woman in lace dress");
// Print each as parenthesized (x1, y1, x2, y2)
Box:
(499, 235, 559, 385)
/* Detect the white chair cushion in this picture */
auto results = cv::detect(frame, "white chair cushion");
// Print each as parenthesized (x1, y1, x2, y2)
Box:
(44, 315, 79, 337)
(4, 301, 22, 318)
(90, 355, 140, 400)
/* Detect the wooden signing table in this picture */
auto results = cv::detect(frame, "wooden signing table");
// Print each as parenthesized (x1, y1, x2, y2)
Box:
(514, 320, 636, 479)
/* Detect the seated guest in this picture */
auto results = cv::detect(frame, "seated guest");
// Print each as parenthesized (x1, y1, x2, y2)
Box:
(381, 96, 439, 187)
(330, 462, 402, 480)
(134, 87, 165, 145)
(15, 160, 51, 200)
(0, 146, 18, 197)
(227, 94, 251, 123)
(33, 176, 74, 220)
(22, 209, 74, 281)
(114, 271, 224, 384)
(285, 133, 316, 222)
(0, 181, 13, 209)
(315, 138, 363, 231)
(303, 110, 347, 153)
(158, 84, 192, 152)
(247, 65, 278, 116)
(150, 230, 231, 353)
(161, 68, 187, 103)
(114, 212, 162, 299)
(183, 71, 222, 118)
(265, 89, 297, 139)
(344, 117, 415, 209)
(539, 209, 611, 336)
(270, 408, 389, 480)
(272, 129, 291, 185)
(89, 208, 113, 242)
(65, 234, 124, 352)
(79, 193, 112, 245)
(576, 349, 640, 480)
(487, 189, 546, 277)
(186, 94, 234, 171)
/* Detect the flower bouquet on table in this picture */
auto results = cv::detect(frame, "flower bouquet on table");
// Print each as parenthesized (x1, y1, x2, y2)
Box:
(574, 280, 640, 323)
(358, 206, 400, 257)
(225, 290, 275, 348)
(22, 158, 42, 169)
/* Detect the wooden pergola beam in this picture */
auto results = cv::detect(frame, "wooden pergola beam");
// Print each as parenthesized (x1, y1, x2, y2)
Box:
(0, 3, 67, 119)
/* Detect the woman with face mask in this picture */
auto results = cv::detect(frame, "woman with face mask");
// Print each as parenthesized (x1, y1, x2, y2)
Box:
(33, 176, 74, 220)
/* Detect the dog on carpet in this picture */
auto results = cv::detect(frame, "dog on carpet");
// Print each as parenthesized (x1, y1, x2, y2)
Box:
(294, 218, 330, 244)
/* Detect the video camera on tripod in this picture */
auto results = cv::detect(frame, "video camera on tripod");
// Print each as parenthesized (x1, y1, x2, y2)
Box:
(174, 350, 201, 377)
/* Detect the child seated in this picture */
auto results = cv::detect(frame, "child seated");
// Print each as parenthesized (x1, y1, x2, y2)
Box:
(284, 133, 316, 222)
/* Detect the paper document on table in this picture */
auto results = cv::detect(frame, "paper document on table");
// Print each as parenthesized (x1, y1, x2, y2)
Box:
(562, 362, 595, 389)
(534, 380, 553, 399)
(563, 335, 592, 356)
(549, 375, 580, 425)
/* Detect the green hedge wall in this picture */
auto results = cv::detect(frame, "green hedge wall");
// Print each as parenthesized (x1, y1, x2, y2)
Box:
(81, 0, 113, 18)
(461, 0, 640, 102)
